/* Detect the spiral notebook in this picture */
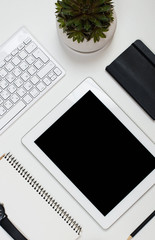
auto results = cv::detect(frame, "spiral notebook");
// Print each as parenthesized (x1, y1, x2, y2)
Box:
(0, 153, 81, 240)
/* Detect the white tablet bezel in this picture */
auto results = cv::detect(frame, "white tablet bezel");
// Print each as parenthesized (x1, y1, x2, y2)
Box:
(22, 77, 155, 229)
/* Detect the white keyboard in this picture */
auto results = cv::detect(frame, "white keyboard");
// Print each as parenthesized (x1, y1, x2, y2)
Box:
(0, 27, 65, 134)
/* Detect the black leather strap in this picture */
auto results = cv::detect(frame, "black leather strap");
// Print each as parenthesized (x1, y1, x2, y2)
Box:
(0, 216, 27, 240)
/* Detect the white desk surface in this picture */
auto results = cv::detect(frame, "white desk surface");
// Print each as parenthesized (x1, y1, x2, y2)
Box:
(0, 0, 154, 239)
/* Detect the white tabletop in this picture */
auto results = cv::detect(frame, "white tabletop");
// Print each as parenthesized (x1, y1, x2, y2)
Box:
(0, 0, 154, 239)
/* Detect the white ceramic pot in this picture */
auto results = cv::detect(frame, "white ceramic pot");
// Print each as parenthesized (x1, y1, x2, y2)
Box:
(56, 12, 117, 53)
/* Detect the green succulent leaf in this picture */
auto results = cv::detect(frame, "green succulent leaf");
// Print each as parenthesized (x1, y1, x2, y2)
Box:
(84, 20, 92, 31)
(67, 31, 85, 43)
(57, 18, 66, 28)
(93, 0, 107, 7)
(91, 28, 107, 42)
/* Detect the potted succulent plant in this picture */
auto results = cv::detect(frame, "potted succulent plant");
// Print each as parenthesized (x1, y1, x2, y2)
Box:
(55, 0, 117, 53)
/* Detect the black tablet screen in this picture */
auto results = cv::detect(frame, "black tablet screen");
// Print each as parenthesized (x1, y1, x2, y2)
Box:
(35, 91, 155, 216)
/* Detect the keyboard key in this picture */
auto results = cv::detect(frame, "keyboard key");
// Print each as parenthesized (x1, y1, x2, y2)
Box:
(14, 78, 23, 88)
(11, 49, 18, 56)
(43, 77, 51, 86)
(48, 71, 54, 78)
(12, 56, 21, 66)
(19, 50, 27, 60)
(37, 82, 46, 92)
(10, 94, 19, 103)
(54, 67, 62, 76)
(25, 42, 37, 53)
(24, 81, 32, 91)
(30, 76, 39, 85)
(33, 49, 49, 63)
(0, 80, 8, 89)
(18, 43, 25, 51)
(17, 88, 26, 97)
(5, 55, 12, 62)
(24, 37, 31, 45)
(0, 106, 6, 116)
(26, 56, 35, 65)
(37, 61, 54, 79)
(34, 60, 43, 69)
(27, 66, 36, 75)
(4, 100, 13, 110)
(5, 63, 14, 72)
(21, 72, 30, 81)
(13, 67, 21, 77)
(8, 84, 16, 94)
(1, 90, 10, 100)
(51, 75, 57, 81)
(23, 94, 32, 104)
(6, 73, 15, 83)
(0, 61, 5, 68)
(30, 88, 39, 98)
(20, 62, 28, 71)
(0, 69, 7, 77)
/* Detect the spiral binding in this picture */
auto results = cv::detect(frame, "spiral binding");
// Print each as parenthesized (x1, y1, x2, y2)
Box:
(4, 152, 82, 235)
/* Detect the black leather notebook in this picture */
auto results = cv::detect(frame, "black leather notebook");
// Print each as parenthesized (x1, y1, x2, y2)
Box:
(106, 40, 155, 120)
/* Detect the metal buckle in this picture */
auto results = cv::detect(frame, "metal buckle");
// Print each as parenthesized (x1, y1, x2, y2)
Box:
(0, 204, 6, 223)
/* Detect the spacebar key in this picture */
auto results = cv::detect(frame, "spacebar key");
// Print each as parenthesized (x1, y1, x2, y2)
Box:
(37, 61, 55, 78)
(0, 101, 26, 130)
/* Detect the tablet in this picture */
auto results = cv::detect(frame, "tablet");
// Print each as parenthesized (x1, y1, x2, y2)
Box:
(22, 77, 155, 229)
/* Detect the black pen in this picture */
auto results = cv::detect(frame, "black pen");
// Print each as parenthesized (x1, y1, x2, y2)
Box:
(127, 210, 155, 240)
